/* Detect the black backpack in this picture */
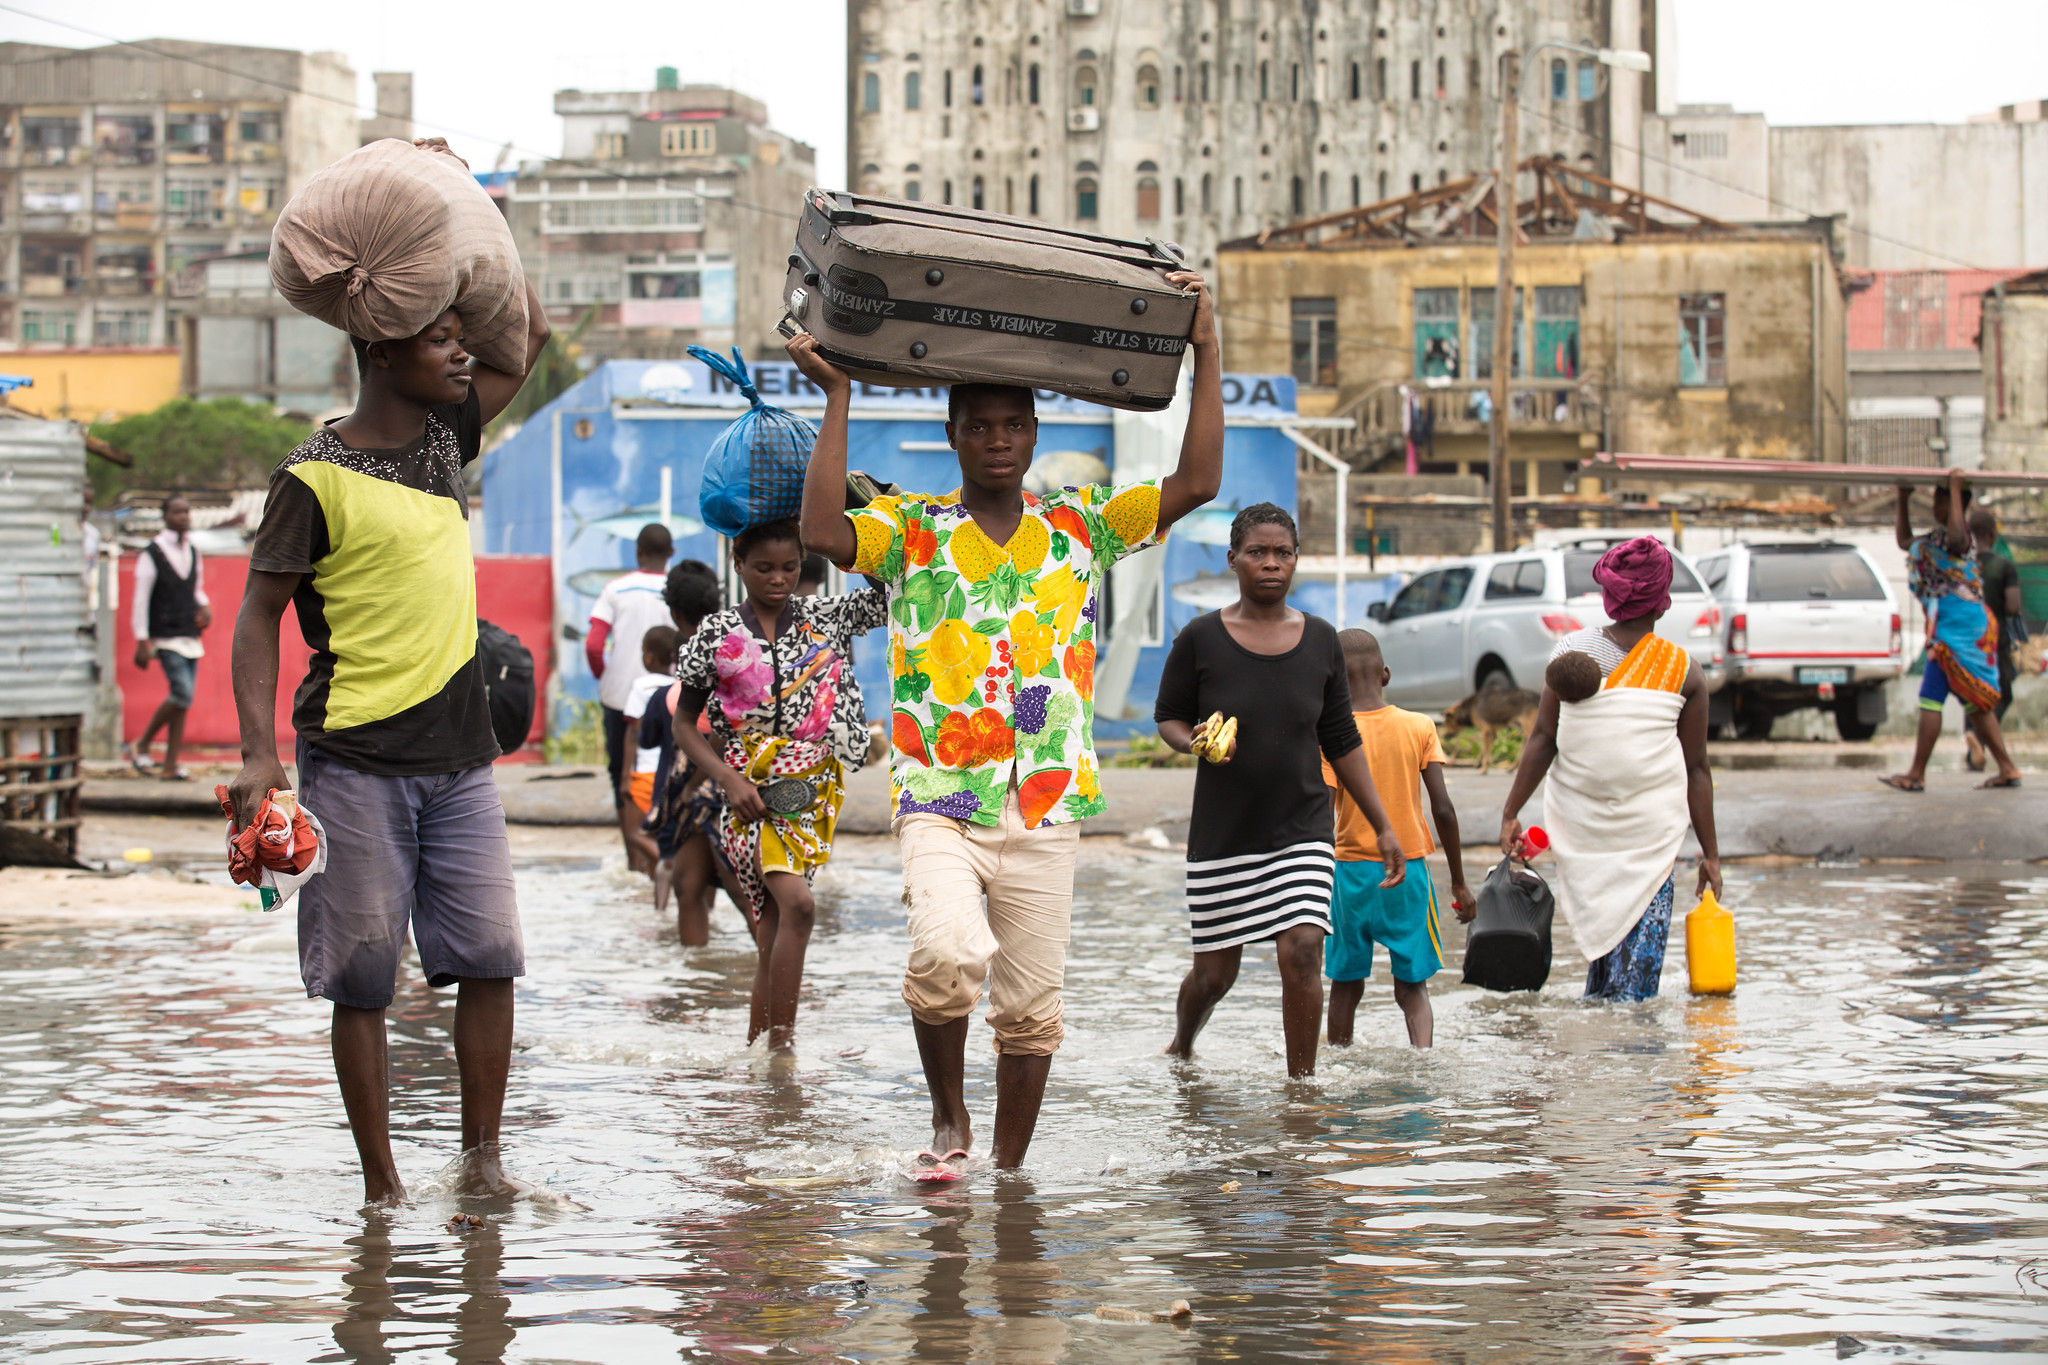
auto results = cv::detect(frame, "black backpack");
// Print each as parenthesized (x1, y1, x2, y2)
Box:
(1461, 857, 1555, 992)
(476, 619, 535, 757)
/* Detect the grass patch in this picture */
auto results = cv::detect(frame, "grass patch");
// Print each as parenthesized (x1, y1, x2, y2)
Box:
(1441, 725, 1525, 770)
(545, 699, 608, 766)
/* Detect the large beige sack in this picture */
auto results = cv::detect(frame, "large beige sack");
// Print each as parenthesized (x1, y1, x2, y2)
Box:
(270, 139, 528, 374)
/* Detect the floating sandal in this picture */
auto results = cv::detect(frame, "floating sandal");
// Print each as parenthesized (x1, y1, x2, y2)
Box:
(1877, 775, 1925, 793)
(1977, 773, 2023, 789)
(908, 1149, 971, 1184)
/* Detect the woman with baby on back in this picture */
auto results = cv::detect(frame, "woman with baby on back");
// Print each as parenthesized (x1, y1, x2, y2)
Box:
(1498, 537, 1722, 1001)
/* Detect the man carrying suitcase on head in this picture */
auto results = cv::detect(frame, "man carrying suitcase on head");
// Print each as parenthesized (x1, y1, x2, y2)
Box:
(790, 270, 1222, 1173)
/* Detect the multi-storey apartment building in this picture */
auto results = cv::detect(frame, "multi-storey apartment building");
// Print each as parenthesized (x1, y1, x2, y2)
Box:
(506, 75, 817, 362)
(845, 0, 1672, 275)
(0, 39, 358, 353)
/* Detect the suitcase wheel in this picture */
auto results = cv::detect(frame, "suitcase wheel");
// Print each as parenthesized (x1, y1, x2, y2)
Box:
(1131, 297, 1148, 314)
(909, 342, 927, 359)
(1112, 369, 1130, 386)
(925, 268, 945, 286)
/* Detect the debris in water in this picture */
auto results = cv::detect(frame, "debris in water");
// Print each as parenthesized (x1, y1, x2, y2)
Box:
(810, 1278, 868, 1298)
(1218, 1180, 1240, 1193)
(446, 1213, 485, 1234)
(121, 848, 152, 863)
(1094, 1300, 1197, 1324)
(746, 1174, 848, 1189)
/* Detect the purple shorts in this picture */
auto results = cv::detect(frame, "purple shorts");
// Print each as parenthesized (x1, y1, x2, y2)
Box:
(295, 740, 524, 1010)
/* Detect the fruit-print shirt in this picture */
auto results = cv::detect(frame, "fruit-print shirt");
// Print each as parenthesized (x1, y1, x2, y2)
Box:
(846, 480, 1167, 829)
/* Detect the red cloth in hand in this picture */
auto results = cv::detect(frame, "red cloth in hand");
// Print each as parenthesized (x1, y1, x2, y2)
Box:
(214, 785, 319, 888)
(585, 618, 610, 679)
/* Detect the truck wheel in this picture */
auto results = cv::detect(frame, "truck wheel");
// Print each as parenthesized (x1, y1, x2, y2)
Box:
(1477, 662, 1515, 693)
(1833, 693, 1878, 742)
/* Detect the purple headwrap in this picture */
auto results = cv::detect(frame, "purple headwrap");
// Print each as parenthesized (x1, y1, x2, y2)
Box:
(1592, 536, 1674, 621)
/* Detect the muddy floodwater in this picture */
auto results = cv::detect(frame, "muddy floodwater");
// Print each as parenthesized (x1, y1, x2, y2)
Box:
(4, 839, 2048, 1362)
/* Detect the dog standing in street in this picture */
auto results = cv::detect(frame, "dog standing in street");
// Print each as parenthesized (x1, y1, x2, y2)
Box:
(1441, 684, 1541, 774)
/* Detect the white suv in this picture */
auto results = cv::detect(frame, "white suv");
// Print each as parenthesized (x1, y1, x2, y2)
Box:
(1367, 542, 1726, 712)
(1689, 541, 1904, 741)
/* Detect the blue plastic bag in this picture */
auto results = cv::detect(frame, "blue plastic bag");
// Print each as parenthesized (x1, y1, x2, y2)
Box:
(690, 346, 818, 539)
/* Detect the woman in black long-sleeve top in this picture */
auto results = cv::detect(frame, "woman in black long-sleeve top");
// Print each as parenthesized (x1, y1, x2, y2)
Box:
(1154, 504, 1404, 1077)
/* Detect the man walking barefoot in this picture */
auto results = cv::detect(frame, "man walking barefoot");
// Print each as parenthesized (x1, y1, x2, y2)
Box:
(790, 271, 1223, 1171)
(229, 290, 548, 1205)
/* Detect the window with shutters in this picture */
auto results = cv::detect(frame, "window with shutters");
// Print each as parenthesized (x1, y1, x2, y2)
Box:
(906, 71, 921, 110)
(1137, 175, 1160, 219)
(1679, 293, 1727, 386)
(1076, 177, 1098, 219)
(1137, 64, 1161, 109)
(661, 123, 717, 156)
(1292, 297, 1338, 387)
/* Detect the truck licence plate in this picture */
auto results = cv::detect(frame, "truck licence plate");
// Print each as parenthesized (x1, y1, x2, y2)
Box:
(1798, 666, 1851, 685)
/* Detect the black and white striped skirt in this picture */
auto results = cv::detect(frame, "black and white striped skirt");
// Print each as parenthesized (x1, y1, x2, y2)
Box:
(1185, 841, 1336, 952)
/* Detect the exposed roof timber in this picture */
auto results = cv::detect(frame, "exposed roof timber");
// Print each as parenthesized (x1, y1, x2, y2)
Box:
(1227, 156, 1739, 250)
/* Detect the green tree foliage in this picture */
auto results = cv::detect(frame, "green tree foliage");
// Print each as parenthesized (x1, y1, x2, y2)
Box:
(87, 397, 311, 502)
(485, 304, 599, 443)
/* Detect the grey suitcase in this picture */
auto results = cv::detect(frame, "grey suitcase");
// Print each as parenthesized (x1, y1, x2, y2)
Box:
(782, 189, 1196, 412)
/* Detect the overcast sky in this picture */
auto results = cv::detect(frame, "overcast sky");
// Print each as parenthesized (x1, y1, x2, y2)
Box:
(6, 0, 2042, 181)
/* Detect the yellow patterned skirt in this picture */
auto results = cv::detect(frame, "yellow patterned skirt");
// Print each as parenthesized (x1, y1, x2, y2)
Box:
(717, 733, 844, 923)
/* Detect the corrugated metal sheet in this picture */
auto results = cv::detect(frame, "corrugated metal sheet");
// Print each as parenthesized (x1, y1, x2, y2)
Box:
(0, 420, 93, 720)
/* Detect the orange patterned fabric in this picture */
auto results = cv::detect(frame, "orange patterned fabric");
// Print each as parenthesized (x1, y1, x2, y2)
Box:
(1604, 633, 1690, 694)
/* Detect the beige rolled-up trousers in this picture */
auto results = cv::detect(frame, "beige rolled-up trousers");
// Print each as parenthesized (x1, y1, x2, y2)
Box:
(894, 789, 1081, 1056)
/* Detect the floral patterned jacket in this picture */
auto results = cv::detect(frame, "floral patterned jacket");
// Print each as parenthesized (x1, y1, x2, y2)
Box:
(675, 590, 889, 770)
(846, 480, 1166, 829)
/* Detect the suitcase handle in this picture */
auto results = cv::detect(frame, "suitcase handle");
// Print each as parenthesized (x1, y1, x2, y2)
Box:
(811, 188, 1191, 276)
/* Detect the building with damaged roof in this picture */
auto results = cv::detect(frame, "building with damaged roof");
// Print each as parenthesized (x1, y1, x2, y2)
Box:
(1217, 156, 1849, 499)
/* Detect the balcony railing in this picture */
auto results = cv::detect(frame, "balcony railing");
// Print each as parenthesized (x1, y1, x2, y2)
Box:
(1328, 377, 1602, 464)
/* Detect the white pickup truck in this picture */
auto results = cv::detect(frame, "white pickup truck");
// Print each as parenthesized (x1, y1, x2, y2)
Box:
(1690, 541, 1904, 740)
(1367, 542, 1726, 711)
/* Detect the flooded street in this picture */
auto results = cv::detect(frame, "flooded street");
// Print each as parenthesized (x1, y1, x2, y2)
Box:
(4, 838, 2048, 1362)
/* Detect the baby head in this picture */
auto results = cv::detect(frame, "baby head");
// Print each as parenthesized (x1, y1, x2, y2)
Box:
(1546, 650, 1603, 704)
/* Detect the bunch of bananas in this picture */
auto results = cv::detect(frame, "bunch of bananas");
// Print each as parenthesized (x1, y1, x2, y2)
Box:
(1192, 712, 1239, 764)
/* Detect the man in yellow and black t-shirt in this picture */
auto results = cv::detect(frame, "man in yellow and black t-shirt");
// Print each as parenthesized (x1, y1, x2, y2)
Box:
(232, 290, 547, 1206)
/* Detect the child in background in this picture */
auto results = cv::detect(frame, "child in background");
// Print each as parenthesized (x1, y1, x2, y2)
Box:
(647, 565, 732, 940)
(1546, 651, 1603, 704)
(620, 625, 680, 872)
(1324, 628, 1475, 1049)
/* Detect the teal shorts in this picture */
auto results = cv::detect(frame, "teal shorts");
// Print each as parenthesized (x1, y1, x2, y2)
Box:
(1326, 858, 1444, 985)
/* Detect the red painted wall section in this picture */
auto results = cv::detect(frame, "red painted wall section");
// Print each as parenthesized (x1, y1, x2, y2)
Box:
(116, 554, 553, 758)
(1846, 268, 2032, 352)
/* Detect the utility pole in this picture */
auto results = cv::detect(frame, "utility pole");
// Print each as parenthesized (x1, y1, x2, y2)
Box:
(1490, 50, 1519, 553)
(1485, 42, 1651, 550)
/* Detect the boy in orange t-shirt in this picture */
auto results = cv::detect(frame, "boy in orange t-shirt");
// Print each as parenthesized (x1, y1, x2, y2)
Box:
(1322, 629, 1475, 1048)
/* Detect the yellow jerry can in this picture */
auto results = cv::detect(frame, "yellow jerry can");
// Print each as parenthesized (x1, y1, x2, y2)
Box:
(1686, 887, 1737, 996)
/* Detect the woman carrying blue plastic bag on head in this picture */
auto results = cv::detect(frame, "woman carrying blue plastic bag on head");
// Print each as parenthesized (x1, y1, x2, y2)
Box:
(678, 346, 888, 1057)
